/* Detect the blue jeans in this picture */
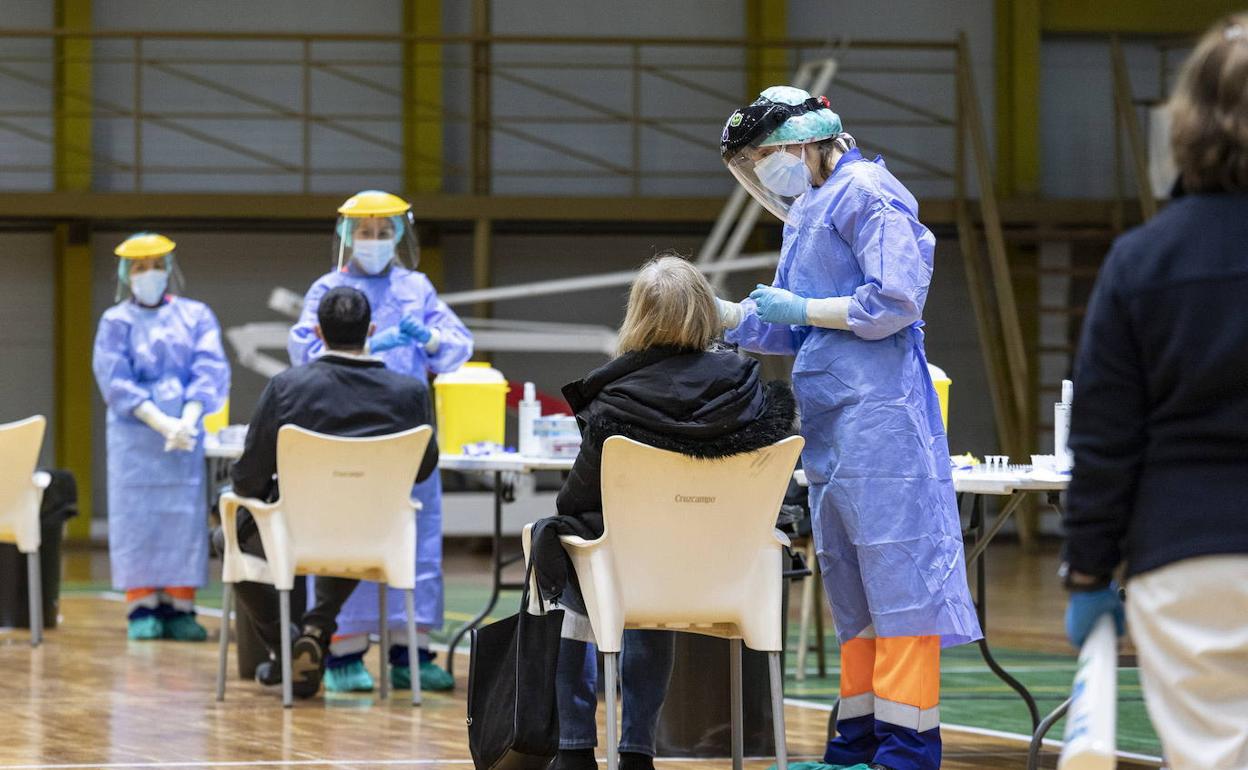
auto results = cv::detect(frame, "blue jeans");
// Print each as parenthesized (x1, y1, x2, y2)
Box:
(556, 630, 676, 756)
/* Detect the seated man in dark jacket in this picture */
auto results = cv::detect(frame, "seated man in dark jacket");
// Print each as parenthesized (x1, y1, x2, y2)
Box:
(535, 256, 797, 770)
(229, 286, 438, 699)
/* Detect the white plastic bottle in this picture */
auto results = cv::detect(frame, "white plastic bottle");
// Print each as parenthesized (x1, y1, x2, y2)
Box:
(1055, 379, 1074, 472)
(518, 382, 541, 456)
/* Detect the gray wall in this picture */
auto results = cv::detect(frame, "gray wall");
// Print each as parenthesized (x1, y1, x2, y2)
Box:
(0, 232, 57, 467)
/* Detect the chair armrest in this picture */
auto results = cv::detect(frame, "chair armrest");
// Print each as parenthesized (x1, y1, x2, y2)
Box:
(772, 529, 792, 547)
(558, 534, 606, 549)
(217, 492, 278, 560)
(32, 471, 52, 490)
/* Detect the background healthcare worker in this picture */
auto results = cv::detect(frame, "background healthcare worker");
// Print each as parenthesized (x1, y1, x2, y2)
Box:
(717, 88, 981, 770)
(92, 233, 230, 641)
(289, 190, 473, 694)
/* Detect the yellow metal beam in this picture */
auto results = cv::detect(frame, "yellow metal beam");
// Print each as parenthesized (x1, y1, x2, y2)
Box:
(403, 0, 442, 195)
(746, 0, 788, 98)
(54, 0, 92, 190)
(995, 0, 1040, 197)
(54, 224, 94, 541)
(54, 0, 93, 540)
(1041, 0, 1239, 35)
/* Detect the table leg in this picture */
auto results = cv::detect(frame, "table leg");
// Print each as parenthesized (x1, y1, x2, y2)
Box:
(1027, 696, 1072, 770)
(971, 493, 1041, 730)
(446, 470, 506, 680)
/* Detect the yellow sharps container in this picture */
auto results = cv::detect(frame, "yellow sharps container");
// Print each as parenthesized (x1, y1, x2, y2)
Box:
(203, 397, 230, 434)
(927, 364, 951, 431)
(433, 363, 510, 454)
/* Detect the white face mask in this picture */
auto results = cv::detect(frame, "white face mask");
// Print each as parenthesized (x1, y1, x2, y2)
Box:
(755, 146, 812, 197)
(130, 269, 169, 306)
(352, 239, 396, 275)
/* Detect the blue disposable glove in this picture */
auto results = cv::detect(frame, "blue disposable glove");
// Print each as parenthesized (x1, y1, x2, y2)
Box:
(399, 314, 433, 345)
(1065, 584, 1126, 648)
(749, 284, 809, 325)
(369, 325, 411, 353)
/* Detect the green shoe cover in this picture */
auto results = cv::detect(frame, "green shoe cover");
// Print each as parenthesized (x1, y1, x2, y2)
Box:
(324, 659, 375, 692)
(419, 660, 455, 691)
(127, 616, 164, 640)
(162, 614, 208, 642)
(390, 664, 411, 690)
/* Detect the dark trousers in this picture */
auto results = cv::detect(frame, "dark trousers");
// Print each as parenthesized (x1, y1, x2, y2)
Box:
(229, 510, 359, 653)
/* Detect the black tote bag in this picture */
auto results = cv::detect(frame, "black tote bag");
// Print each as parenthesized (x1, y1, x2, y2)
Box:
(467, 558, 564, 770)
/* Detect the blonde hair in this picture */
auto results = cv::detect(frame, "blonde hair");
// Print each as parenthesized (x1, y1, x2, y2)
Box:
(1169, 14, 1248, 193)
(616, 254, 719, 355)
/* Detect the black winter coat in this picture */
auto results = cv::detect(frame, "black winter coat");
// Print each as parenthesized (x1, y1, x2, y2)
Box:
(1065, 189, 1248, 579)
(532, 346, 798, 605)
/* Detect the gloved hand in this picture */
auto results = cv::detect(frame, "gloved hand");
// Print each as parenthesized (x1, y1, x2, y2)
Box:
(166, 400, 203, 452)
(369, 325, 412, 353)
(715, 298, 744, 329)
(399, 315, 433, 345)
(133, 401, 194, 453)
(1065, 584, 1126, 648)
(749, 284, 809, 325)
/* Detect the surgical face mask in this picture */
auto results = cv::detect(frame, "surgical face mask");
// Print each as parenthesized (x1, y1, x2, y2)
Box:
(130, 269, 168, 306)
(755, 146, 811, 197)
(352, 239, 396, 275)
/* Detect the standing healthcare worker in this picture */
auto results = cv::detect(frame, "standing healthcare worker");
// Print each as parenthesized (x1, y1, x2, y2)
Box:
(717, 88, 981, 770)
(92, 233, 230, 641)
(289, 190, 473, 694)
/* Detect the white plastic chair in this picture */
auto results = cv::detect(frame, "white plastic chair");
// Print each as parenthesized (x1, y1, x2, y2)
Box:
(0, 416, 51, 647)
(215, 424, 433, 707)
(546, 434, 804, 770)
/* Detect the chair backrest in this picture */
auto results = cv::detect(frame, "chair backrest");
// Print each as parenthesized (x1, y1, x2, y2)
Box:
(0, 415, 47, 552)
(598, 434, 804, 637)
(273, 424, 432, 582)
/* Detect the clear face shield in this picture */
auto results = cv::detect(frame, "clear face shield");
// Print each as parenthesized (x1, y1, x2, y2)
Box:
(115, 254, 184, 303)
(332, 211, 420, 275)
(724, 144, 812, 225)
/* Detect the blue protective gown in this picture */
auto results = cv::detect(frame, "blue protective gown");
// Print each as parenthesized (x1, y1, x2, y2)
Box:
(93, 297, 230, 590)
(728, 149, 981, 646)
(289, 264, 473, 632)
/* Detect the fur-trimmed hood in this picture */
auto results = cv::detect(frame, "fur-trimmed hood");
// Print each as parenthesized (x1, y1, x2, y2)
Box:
(562, 346, 797, 458)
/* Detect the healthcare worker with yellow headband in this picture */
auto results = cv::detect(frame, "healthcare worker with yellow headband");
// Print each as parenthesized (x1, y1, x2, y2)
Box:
(718, 88, 981, 770)
(93, 233, 230, 641)
(289, 191, 473, 693)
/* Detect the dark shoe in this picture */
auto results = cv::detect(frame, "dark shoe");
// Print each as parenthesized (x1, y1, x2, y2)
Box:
(619, 752, 655, 770)
(551, 749, 597, 770)
(290, 625, 329, 699)
(254, 659, 281, 686)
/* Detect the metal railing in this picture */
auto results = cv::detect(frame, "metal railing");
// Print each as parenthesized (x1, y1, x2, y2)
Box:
(0, 28, 963, 197)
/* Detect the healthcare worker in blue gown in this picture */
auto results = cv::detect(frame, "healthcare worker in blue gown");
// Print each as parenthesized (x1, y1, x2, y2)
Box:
(289, 190, 473, 694)
(93, 232, 230, 642)
(717, 88, 981, 770)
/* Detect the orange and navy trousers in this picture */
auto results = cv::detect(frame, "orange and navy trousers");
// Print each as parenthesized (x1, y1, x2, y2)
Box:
(125, 587, 196, 619)
(825, 628, 942, 770)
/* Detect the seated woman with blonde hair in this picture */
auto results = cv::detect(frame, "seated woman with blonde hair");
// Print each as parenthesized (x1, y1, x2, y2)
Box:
(533, 254, 797, 770)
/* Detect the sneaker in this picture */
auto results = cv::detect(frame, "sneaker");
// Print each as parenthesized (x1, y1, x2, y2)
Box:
(127, 616, 163, 640)
(290, 628, 327, 699)
(551, 749, 597, 770)
(254, 660, 282, 687)
(619, 752, 655, 770)
(419, 660, 455, 691)
(324, 659, 374, 693)
(162, 613, 208, 642)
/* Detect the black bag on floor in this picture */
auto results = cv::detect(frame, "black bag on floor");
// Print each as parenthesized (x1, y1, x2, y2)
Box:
(467, 558, 563, 770)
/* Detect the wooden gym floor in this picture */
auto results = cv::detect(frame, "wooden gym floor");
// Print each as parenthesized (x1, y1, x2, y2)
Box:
(0, 545, 1162, 770)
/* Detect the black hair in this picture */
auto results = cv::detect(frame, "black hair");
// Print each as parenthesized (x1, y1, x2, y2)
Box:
(317, 286, 372, 349)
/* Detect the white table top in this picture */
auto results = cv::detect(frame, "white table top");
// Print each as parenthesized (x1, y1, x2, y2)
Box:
(438, 453, 576, 473)
(792, 467, 1069, 495)
(205, 441, 576, 474)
